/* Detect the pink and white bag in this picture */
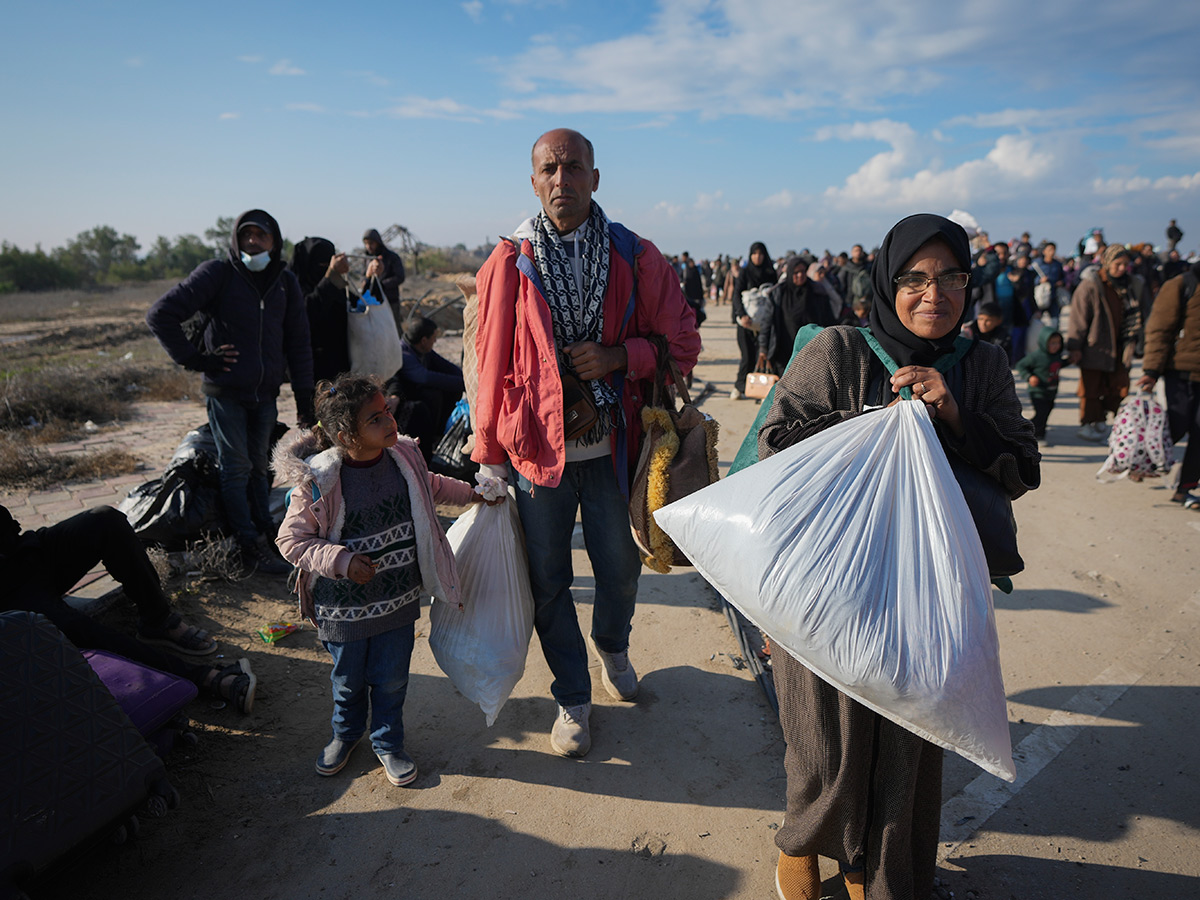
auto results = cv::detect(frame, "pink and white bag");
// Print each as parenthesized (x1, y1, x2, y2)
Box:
(1097, 394, 1173, 481)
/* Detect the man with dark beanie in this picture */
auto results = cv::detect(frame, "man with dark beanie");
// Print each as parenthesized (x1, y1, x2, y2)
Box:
(147, 209, 313, 574)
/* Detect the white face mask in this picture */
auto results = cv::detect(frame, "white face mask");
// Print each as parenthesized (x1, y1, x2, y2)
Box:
(240, 249, 271, 272)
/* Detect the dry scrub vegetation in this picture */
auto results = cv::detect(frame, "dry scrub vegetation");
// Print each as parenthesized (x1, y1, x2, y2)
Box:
(0, 281, 197, 488)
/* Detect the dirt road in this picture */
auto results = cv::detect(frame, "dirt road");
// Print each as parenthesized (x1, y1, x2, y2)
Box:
(17, 316, 1200, 900)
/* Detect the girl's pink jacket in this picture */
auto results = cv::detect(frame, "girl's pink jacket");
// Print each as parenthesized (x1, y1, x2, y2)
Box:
(273, 430, 474, 614)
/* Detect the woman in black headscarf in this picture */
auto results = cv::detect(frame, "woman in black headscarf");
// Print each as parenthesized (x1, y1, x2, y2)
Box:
(731, 240, 776, 398)
(289, 237, 353, 383)
(757, 255, 837, 376)
(758, 214, 1039, 900)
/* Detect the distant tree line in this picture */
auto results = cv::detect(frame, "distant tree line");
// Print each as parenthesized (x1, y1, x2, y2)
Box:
(0, 218, 244, 293)
(1, 220, 500, 294)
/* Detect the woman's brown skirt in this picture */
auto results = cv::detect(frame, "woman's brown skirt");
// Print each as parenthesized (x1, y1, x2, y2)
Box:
(773, 648, 943, 900)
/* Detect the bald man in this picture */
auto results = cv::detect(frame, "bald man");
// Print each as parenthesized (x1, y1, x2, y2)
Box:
(472, 129, 700, 757)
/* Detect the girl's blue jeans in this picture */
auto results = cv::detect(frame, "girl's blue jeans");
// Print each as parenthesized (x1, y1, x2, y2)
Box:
(323, 622, 415, 755)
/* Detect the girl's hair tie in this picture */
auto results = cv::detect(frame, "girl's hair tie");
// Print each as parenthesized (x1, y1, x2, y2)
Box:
(327, 386, 337, 395)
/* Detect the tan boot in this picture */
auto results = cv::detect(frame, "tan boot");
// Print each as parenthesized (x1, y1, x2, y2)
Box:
(775, 851, 820, 900)
(843, 868, 865, 900)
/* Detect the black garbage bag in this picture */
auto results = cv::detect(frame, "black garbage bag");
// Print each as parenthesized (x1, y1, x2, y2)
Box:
(117, 425, 227, 549)
(431, 400, 478, 482)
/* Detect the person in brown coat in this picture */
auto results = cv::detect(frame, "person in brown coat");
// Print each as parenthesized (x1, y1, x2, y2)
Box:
(1066, 245, 1147, 442)
(1137, 262, 1200, 507)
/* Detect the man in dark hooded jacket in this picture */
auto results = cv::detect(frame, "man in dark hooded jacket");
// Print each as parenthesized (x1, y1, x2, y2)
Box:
(361, 228, 406, 317)
(147, 209, 313, 574)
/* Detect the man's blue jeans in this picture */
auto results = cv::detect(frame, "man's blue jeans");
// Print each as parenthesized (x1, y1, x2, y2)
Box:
(206, 395, 277, 545)
(323, 623, 415, 755)
(513, 456, 642, 707)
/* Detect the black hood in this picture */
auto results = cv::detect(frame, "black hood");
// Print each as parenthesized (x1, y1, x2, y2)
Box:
(230, 208, 285, 268)
(289, 236, 335, 295)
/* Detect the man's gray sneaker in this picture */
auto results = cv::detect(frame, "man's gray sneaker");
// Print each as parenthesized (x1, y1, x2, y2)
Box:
(316, 736, 360, 776)
(550, 702, 592, 758)
(587, 635, 639, 701)
(377, 750, 418, 786)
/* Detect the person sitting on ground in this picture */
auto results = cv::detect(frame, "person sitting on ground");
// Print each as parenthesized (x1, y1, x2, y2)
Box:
(383, 316, 465, 462)
(0, 504, 255, 713)
(962, 301, 1012, 358)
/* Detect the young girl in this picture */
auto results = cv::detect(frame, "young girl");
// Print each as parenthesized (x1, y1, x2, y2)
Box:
(275, 373, 486, 786)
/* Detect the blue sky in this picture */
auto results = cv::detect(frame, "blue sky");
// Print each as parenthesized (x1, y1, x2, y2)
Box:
(2, 0, 1197, 261)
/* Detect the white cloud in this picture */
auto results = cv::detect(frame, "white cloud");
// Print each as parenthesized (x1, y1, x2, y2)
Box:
(219, 112, 240, 120)
(383, 96, 520, 122)
(269, 59, 305, 76)
(124, 57, 142, 68)
(463, 1, 483, 22)
(286, 103, 326, 113)
(654, 200, 684, 218)
(944, 108, 1085, 130)
(238, 55, 262, 64)
(761, 190, 793, 209)
(1093, 171, 1200, 196)
(820, 122, 1059, 209)
(694, 190, 724, 211)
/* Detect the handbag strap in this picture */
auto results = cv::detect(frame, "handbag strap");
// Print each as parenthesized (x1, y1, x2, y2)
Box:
(646, 334, 690, 410)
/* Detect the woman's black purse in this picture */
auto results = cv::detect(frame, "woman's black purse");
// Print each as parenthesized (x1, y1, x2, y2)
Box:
(947, 454, 1023, 577)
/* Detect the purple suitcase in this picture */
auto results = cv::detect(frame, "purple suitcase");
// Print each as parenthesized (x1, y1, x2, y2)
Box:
(0, 612, 175, 898)
(82, 650, 198, 756)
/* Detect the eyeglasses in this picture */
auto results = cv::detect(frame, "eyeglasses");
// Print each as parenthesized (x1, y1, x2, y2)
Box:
(893, 271, 970, 293)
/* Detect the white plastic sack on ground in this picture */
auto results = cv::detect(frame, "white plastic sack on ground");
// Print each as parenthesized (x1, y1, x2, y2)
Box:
(429, 500, 534, 726)
(1097, 394, 1173, 482)
(346, 300, 404, 380)
(655, 400, 1015, 781)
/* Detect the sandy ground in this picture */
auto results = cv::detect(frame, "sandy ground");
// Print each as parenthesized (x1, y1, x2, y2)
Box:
(15, 309, 1200, 900)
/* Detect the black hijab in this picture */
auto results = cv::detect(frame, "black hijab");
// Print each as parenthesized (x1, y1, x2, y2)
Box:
(289, 236, 335, 296)
(867, 213, 972, 368)
(744, 241, 776, 288)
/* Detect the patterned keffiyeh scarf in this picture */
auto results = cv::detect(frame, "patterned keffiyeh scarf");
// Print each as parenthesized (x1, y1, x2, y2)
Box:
(531, 202, 623, 445)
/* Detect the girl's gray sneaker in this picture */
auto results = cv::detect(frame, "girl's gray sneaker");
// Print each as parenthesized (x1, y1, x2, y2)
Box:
(316, 736, 360, 776)
(377, 750, 418, 786)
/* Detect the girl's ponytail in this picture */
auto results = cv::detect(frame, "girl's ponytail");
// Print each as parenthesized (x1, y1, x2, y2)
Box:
(312, 374, 383, 452)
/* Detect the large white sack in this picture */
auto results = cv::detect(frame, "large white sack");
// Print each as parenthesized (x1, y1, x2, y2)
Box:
(347, 299, 404, 381)
(429, 500, 534, 726)
(655, 400, 1015, 781)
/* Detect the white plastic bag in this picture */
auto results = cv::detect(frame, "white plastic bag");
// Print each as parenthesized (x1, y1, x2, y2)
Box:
(346, 296, 404, 380)
(1097, 394, 1173, 482)
(429, 500, 534, 726)
(655, 400, 1015, 781)
(739, 283, 775, 332)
